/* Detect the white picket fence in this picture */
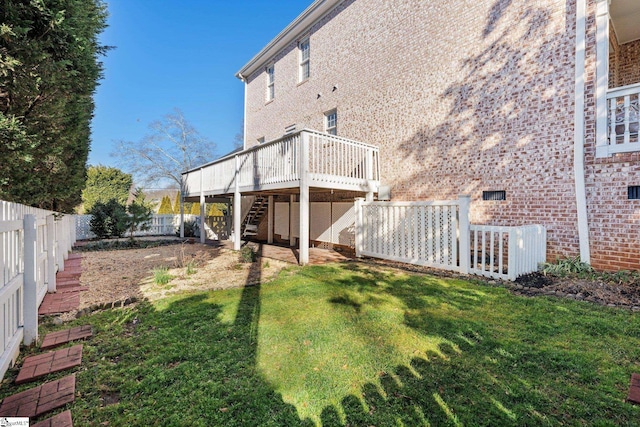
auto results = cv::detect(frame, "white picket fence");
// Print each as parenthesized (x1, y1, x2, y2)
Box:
(354, 197, 546, 281)
(75, 214, 199, 240)
(0, 200, 76, 380)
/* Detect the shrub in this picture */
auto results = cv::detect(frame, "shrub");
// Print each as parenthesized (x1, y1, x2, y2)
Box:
(240, 246, 256, 263)
(541, 256, 594, 276)
(178, 219, 199, 238)
(88, 199, 128, 239)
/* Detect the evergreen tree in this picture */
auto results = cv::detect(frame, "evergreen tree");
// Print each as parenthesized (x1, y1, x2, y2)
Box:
(190, 202, 201, 215)
(172, 192, 180, 214)
(81, 166, 132, 213)
(157, 195, 173, 214)
(0, 0, 109, 211)
(208, 204, 225, 216)
(126, 188, 153, 238)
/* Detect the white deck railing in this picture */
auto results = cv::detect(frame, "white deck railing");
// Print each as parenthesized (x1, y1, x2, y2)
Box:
(606, 83, 640, 154)
(0, 200, 76, 380)
(183, 130, 380, 197)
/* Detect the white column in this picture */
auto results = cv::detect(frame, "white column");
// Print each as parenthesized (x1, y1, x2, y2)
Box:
(46, 215, 56, 293)
(595, 0, 610, 157)
(299, 132, 310, 265)
(354, 198, 364, 258)
(233, 155, 241, 251)
(289, 195, 296, 247)
(200, 169, 206, 243)
(179, 183, 185, 238)
(267, 195, 274, 244)
(365, 149, 375, 201)
(458, 195, 471, 275)
(23, 215, 38, 346)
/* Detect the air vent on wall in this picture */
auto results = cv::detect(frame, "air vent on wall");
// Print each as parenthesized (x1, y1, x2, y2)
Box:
(628, 186, 640, 200)
(482, 190, 506, 201)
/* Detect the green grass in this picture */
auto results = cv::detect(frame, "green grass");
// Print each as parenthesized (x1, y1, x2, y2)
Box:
(5, 263, 640, 426)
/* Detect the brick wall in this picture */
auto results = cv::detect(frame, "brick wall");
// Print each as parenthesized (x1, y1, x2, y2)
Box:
(243, 0, 640, 270)
(617, 39, 640, 87)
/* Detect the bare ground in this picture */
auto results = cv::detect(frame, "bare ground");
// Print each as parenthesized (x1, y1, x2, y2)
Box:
(78, 241, 291, 308)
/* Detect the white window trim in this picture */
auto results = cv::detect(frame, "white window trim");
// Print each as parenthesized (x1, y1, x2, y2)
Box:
(266, 64, 275, 102)
(299, 38, 310, 82)
(325, 109, 337, 135)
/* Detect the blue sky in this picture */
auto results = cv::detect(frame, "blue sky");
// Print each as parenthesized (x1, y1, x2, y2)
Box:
(90, 0, 310, 172)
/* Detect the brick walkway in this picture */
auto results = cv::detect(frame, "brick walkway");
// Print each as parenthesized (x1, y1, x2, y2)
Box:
(15, 345, 83, 384)
(38, 293, 80, 315)
(0, 374, 75, 417)
(32, 410, 73, 427)
(41, 326, 92, 350)
(627, 373, 640, 404)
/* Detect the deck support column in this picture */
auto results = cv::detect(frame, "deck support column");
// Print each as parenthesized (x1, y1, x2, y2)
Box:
(289, 195, 296, 247)
(366, 149, 375, 201)
(233, 155, 241, 251)
(200, 169, 206, 243)
(267, 195, 274, 244)
(299, 132, 310, 265)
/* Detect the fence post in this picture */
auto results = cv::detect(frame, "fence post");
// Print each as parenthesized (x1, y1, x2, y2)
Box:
(354, 198, 364, 258)
(46, 215, 56, 293)
(23, 215, 38, 346)
(458, 195, 471, 274)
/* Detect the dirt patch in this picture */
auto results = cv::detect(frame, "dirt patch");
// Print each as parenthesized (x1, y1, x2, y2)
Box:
(78, 240, 291, 307)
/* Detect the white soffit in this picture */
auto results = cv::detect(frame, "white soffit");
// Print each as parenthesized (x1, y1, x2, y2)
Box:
(236, 0, 342, 80)
(610, 0, 640, 44)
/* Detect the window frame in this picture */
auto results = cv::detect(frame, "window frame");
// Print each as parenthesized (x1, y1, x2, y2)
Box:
(325, 109, 337, 135)
(299, 38, 310, 82)
(266, 64, 275, 102)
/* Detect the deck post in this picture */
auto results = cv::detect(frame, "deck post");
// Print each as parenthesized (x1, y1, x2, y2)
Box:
(46, 214, 56, 292)
(366, 149, 375, 201)
(299, 132, 310, 265)
(233, 155, 241, 251)
(23, 215, 38, 346)
(267, 195, 274, 244)
(289, 195, 296, 247)
(354, 198, 364, 258)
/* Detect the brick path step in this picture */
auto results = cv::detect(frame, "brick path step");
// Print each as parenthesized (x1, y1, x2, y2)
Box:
(56, 286, 87, 294)
(41, 326, 92, 350)
(627, 373, 640, 404)
(32, 410, 73, 427)
(15, 345, 83, 385)
(67, 253, 82, 260)
(38, 293, 80, 315)
(0, 374, 75, 417)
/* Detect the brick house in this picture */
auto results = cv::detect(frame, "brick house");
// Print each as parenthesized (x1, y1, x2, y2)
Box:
(183, 0, 639, 270)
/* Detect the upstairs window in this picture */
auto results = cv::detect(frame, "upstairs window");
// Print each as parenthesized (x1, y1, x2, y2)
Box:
(325, 110, 337, 135)
(299, 38, 310, 82)
(266, 65, 274, 101)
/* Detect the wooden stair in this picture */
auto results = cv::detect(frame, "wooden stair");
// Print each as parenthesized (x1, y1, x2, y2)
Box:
(242, 196, 268, 238)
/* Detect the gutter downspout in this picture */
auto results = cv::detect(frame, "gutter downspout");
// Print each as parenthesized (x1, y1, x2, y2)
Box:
(574, 0, 591, 264)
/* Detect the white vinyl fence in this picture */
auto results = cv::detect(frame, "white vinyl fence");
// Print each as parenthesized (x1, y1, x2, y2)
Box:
(354, 197, 546, 281)
(75, 214, 199, 240)
(0, 200, 76, 380)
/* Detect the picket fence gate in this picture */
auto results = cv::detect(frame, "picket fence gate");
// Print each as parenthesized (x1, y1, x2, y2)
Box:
(354, 197, 546, 281)
(0, 200, 76, 380)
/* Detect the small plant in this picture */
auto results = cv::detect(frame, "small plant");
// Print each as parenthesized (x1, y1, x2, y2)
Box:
(541, 256, 594, 277)
(186, 260, 197, 275)
(240, 246, 256, 263)
(264, 260, 270, 269)
(153, 266, 172, 285)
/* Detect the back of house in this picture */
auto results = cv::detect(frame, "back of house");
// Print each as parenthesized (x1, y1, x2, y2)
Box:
(235, 0, 640, 271)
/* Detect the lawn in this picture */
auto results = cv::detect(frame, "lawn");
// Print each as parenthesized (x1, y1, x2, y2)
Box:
(5, 262, 640, 426)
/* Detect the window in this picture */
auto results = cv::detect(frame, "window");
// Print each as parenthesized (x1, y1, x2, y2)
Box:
(299, 38, 310, 81)
(325, 110, 337, 135)
(266, 65, 274, 101)
(482, 190, 506, 201)
(629, 186, 640, 200)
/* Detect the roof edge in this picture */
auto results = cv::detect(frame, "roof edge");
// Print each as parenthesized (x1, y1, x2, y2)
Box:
(235, 0, 342, 80)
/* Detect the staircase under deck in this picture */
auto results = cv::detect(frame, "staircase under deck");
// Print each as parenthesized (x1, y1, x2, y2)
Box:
(182, 129, 381, 264)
